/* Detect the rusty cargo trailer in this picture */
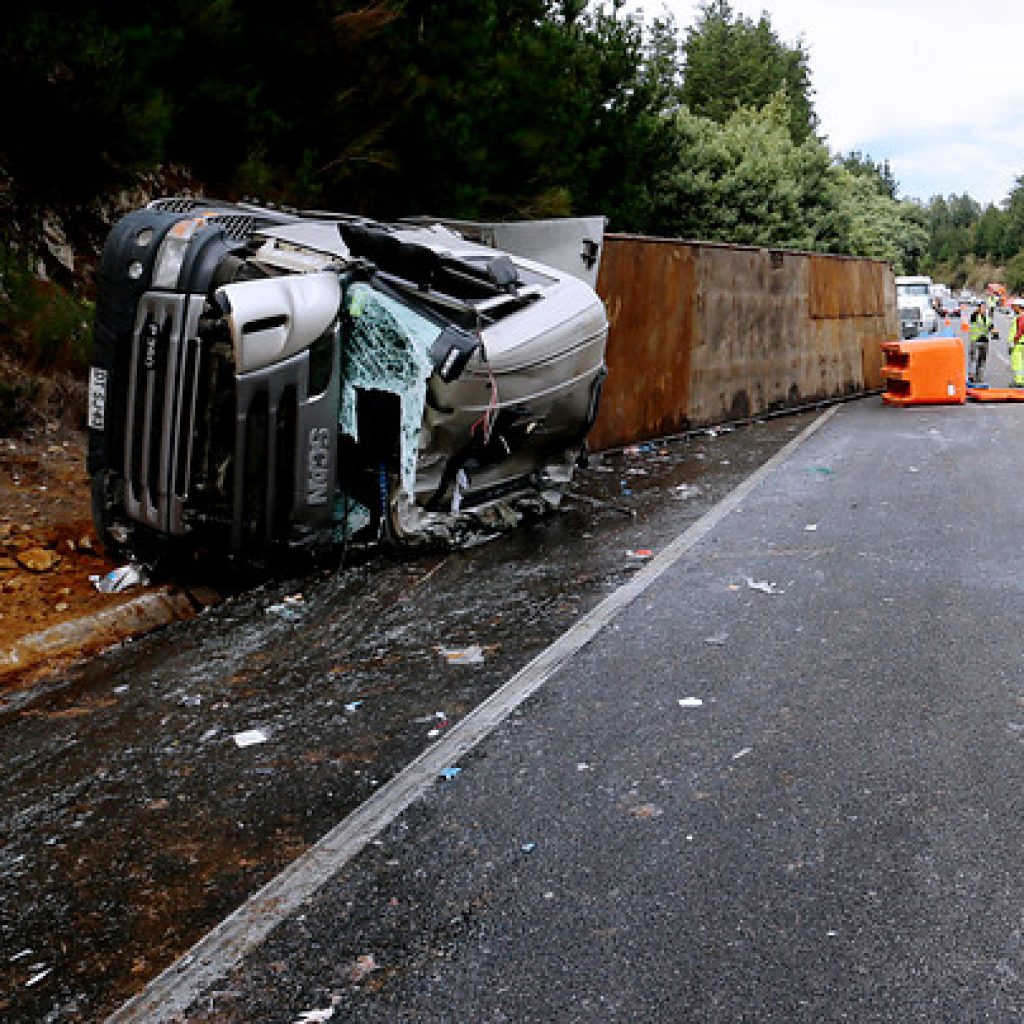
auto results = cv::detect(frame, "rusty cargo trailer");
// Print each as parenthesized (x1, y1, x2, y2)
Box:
(589, 235, 896, 450)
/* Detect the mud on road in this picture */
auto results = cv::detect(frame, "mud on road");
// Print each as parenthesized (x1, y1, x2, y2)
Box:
(0, 407, 827, 1022)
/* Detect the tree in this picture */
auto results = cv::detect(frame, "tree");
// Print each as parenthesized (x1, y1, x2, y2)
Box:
(826, 166, 929, 273)
(644, 94, 835, 249)
(679, 0, 817, 144)
(837, 152, 897, 200)
(974, 204, 1005, 261)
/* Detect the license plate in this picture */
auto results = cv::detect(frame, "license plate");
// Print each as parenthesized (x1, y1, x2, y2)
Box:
(88, 366, 107, 430)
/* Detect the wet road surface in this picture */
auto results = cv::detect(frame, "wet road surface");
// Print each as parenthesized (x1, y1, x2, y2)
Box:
(1, 409, 822, 1022)
(123, 387, 1024, 1023)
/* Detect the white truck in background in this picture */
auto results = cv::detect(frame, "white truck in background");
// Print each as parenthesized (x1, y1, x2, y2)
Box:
(896, 275, 939, 336)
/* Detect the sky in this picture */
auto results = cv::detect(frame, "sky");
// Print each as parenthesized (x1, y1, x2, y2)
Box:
(629, 0, 1024, 207)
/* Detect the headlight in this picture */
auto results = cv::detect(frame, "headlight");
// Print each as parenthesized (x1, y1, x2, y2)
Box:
(151, 218, 202, 290)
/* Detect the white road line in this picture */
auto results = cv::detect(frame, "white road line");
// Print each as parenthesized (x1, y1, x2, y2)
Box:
(105, 404, 839, 1024)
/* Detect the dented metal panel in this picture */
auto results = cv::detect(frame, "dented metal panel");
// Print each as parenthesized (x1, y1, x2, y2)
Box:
(590, 235, 897, 449)
(588, 237, 695, 451)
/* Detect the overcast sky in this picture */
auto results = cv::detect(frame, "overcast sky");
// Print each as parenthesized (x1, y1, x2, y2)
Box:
(630, 0, 1024, 207)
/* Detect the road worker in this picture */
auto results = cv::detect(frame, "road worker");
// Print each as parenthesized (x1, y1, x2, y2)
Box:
(968, 304, 990, 384)
(1011, 303, 1024, 386)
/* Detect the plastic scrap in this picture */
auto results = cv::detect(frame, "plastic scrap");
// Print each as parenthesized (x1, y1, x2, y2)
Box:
(521, 842, 537, 853)
(25, 967, 52, 988)
(732, 747, 753, 760)
(804, 524, 818, 532)
(440, 767, 462, 780)
(438, 645, 485, 666)
(626, 548, 653, 560)
(344, 701, 363, 713)
(746, 576, 782, 595)
(233, 729, 269, 748)
(294, 1010, 335, 1024)
(678, 697, 704, 708)
(266, 593, 304, 620)
(673, 483, 700, 501)
(703, 633, 728, 646)
(93, 563, 148, 593)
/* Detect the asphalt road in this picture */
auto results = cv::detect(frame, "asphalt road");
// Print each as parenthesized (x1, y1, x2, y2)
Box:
(2, 407, 817, 1023)
(111, 377, 1024, 1022)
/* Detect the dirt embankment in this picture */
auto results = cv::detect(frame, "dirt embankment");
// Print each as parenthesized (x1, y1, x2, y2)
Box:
(0, 421, 159, 687)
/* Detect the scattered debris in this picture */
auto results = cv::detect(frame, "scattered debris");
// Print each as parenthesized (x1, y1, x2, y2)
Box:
(629, 803, 664, 820)
(703, 633, 728, 646)
(427, 716, 449, 738)
(294, 1009, 335, 1024)
(15, 547, 61, 573)
(804, 524, 818, 532)
(732, 747, 753, 760)
(438, 645, 485, 666)
(440, 767, 462, 780)
(626, 548, 653, 560)
(672, 483, 701, 501)
(267, 593, 305, 620)
(521, 842, 537, 853)
(233, 729, 269, 749)
(344, 701, 364, 713)
(563, 489, 636, 516)
(745, 576, 782, 595)
(94, 563, 148, 593)
(346, 953, 380, 984)
(25, 967, 52, 988)
(677, 697, 704, 708)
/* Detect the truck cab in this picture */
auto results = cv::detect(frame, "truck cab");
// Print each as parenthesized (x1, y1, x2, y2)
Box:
(895, 275, 939, 335)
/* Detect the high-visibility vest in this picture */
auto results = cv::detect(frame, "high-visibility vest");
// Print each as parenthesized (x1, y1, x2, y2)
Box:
(1014, 314, 1024, 345)
(969, 316, 989, 343)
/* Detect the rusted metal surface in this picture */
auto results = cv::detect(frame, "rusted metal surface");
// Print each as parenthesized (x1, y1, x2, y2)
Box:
(590, 237, 694, 449)
(590, 235, 897, 449)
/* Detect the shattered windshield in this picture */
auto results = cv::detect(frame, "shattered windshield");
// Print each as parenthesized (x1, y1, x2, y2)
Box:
(339, 282, 440, 497)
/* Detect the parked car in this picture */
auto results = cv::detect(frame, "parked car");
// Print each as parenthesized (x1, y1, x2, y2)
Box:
(936, 295, 962, 318)
(87, 198, 609, 567)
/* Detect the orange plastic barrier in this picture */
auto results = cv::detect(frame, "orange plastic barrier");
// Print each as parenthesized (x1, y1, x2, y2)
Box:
(967, 387, 1024, 402)
(882, 337, 966, 406)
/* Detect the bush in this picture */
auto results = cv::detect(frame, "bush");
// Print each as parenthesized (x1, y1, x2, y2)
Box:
(1005, 253, 1024, 295)
(0, 259, 93, 375)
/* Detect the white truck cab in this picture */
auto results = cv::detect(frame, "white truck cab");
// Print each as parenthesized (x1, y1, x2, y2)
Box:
(896, 275, 939, 334)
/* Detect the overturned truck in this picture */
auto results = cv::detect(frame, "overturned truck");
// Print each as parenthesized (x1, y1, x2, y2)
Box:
(87, 199, 608, 565)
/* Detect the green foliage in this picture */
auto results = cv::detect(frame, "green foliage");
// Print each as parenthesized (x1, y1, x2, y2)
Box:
(680, 0, 817, 144)
(7, 0, 1024, 387)
(1005, 252, 1024, 295)
(645, 95, 835, 250)
(837, 152, 897, 200)
(0, 259, 93, 374)
(825, 168, 927, 272)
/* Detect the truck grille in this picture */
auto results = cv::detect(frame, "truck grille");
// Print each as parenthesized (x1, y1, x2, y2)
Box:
(124, 294, 204, 536)
(147, 199, 268, 242)
(230, 378, 299, 550)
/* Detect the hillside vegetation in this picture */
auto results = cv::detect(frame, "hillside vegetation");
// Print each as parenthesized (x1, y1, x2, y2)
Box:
(1, 0, 1020, 427)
